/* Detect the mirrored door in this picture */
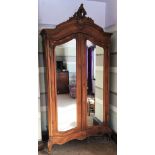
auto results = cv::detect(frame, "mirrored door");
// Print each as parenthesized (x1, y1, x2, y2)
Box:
(55, 39, 77, 132)
(86, 40, 104, 127)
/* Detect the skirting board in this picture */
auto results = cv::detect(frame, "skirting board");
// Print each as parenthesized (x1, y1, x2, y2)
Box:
(111, 130, 117, 144)
(38, 141, 45, 151)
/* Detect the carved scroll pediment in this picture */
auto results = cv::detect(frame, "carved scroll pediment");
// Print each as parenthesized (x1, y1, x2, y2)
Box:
(41, 3, 111, 40)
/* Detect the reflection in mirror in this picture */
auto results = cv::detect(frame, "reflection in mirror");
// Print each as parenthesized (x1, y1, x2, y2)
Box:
(86, 40, 104, 127)
(55, 39, 77, 131)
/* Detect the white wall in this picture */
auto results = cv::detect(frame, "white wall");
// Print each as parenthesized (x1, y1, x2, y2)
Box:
(39, 0, 106, 28)
(38, 35, 48, 132)
(105, 0, 117, 27)
(105, 25, 117, 133)
(38, 0, 117, 29)
(38, 78, 42, 141)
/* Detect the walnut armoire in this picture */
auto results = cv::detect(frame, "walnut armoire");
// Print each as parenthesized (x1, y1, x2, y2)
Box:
(41, 4, 112, 153)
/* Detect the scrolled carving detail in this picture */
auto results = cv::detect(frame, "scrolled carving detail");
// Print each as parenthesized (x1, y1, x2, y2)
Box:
(69, 3, 94, 23)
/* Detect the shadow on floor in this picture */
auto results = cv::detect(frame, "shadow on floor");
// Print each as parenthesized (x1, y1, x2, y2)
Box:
(38, 135, 117, 155)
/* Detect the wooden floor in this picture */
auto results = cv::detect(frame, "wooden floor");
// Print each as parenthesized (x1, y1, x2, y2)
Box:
(38, 135, 117, 155)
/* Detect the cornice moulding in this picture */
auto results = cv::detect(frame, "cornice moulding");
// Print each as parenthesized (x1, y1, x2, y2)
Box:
(38, 24, 56, 33)
(104, 24, 117, 33)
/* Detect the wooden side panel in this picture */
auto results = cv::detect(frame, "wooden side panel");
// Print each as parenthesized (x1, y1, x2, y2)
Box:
(42, 38, 52, 136)
(103, 46, 110, 124)
(76, 34, 82, 131)
(78, 34, 87, 130)
(51, 44, 57, 134)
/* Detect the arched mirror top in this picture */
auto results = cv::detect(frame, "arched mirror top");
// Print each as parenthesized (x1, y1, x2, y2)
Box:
(41, 4, 112, 46)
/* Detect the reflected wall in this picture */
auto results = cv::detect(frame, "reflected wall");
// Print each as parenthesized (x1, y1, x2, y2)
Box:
(86, 40, 104, 127)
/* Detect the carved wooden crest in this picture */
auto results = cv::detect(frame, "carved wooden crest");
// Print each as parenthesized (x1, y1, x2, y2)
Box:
(73, 4, 87, 19)
(69, 4, 94, 23)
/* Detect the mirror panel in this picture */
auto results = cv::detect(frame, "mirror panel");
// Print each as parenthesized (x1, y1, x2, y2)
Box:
(55, 39, 77, 131)
(86, 40, 104, 127)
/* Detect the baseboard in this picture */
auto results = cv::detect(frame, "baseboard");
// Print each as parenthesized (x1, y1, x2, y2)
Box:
(38, 141, 45, 151)
(111, 130, 117, 144)
(42, 130, 49, 142)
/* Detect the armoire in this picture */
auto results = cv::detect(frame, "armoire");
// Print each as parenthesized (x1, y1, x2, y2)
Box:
(41, 4, 112, 153)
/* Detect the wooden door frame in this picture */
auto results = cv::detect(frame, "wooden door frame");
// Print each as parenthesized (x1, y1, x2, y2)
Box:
(50, 34, 82, 137)
(81, 35, 110, 129)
